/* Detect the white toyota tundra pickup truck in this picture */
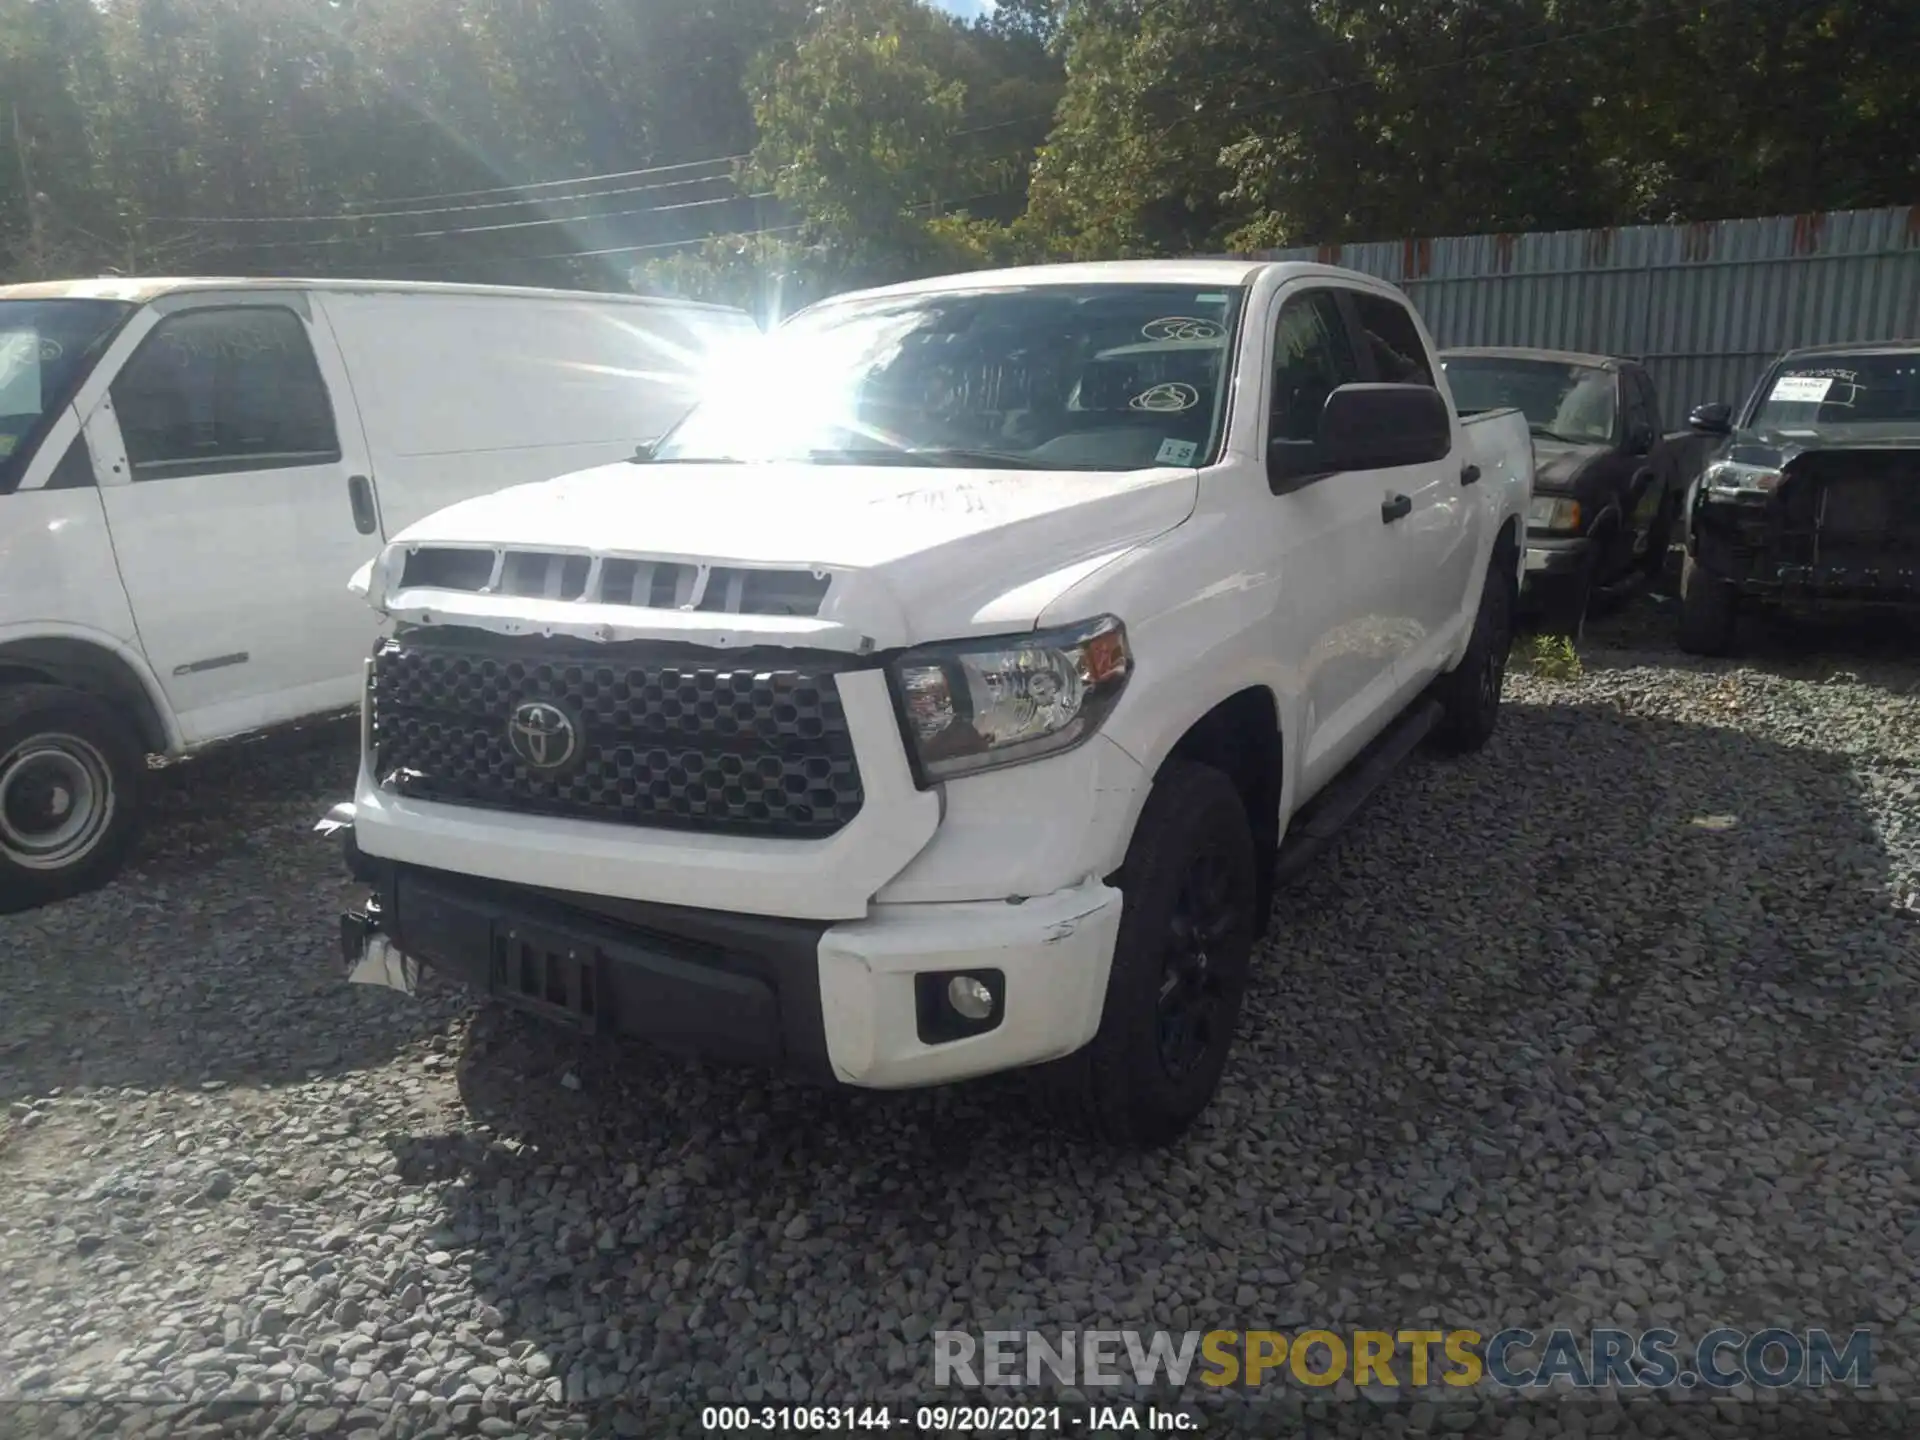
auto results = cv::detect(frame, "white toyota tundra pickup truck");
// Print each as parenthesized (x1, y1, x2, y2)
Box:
(326, 259, 1533, 1146)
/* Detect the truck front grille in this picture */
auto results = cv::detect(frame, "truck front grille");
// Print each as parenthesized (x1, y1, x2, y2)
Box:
(369, 636, 865, 839)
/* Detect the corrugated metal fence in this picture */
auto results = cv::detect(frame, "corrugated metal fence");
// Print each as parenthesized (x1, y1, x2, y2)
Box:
(1257, 206, 1920, 423)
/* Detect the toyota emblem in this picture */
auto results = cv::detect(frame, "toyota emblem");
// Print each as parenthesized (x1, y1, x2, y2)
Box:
(507, 700, 580, 771)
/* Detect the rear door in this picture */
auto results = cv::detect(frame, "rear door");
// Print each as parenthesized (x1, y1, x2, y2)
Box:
(86, 293, 382, 744)
(1341, 288, 1477, 689)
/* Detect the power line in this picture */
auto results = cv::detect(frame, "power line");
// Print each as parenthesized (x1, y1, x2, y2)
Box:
(159, 167, 742, 227)
(203, 190, 778, 252)
(358, 152, 751, 207)
(151, 152, 749, 225)
(519, 223, 808, 263)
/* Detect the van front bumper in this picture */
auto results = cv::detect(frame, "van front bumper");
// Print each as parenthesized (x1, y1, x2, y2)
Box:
(339, 854, 1121, 1090)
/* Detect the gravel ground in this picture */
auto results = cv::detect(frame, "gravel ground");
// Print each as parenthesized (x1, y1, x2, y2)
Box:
(2, 595, 1917, 1439)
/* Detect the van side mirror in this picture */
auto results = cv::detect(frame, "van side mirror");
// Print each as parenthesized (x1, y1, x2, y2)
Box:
(1266, 383, 1452, 493)
(1627, 422, 1655, 455)
(1687, 402, 1732, 435)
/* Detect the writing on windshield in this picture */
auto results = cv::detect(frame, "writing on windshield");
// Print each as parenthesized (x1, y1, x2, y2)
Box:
(1750, 354, 1920, 428)
(652, 284, 1247, 472)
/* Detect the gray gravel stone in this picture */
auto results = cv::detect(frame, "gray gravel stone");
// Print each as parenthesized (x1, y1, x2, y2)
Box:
(3, 609, 1918, 1440)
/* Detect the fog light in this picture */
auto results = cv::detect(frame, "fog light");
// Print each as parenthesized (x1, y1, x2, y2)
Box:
(915, 969, 1005, 1044)
(947, 974, 994, 1021)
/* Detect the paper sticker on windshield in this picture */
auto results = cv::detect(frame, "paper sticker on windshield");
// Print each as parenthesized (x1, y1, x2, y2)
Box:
(1141, 317, 1223, 343)
(1156, 438, 1199, 465)
(1130, 382, 1200, 413)
(0, 436, 14, 458)
(1770, 375, 1833, 404)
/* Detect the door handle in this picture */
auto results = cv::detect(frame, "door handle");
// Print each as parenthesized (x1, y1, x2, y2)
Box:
(1461, 463, 1482, 486)
(347, 474, 378, 536)
(1381, 492, 1413, 524)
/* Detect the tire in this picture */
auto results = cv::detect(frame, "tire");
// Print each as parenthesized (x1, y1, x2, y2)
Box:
(1677, 552, 1739, 656)
(0, 684, 144, 912)
(1040, 760, 1258, 1148)
(1432, 557, 1514, 755)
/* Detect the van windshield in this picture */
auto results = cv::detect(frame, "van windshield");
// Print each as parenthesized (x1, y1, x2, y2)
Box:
(0, 299, 134, 491)
(653, 284, 1247, 471)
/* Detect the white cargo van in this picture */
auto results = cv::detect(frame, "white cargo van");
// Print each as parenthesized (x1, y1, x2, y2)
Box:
(0, 276, 757, 908)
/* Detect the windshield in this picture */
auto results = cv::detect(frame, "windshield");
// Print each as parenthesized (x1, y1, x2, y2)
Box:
(1441, 356, 1617, 444)
(653, 284, 1247, 471)
(1745, 352, 1920, 432)
(0, 299, 135, 491)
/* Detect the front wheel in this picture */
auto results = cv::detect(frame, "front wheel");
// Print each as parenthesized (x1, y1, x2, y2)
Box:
(1040, 760, 1257, 1148)
(1432, 558, 1514, 754)
(0, 685, 145, 912)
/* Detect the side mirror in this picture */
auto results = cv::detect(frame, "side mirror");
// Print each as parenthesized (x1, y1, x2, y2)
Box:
(1687, 402, 1732, 435)
(1267, 383, 1452, 491)
(1628, 424, 1655, 455)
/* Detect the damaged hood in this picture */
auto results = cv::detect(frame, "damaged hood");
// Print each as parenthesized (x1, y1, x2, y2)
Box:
(370, 459, 1201, 652)
(1529, 439, 1610, 495)
(1724, 427, 1920, 470)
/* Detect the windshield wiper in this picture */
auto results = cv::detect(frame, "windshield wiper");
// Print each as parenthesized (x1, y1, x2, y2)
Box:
(634, 454, 745, 465)
(1528, 426, 1593, 445)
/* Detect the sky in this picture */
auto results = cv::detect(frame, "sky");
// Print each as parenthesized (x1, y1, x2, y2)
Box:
(929, 0, 996, 16)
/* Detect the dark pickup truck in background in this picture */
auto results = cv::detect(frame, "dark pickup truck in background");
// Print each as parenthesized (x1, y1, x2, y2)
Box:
(1440, 348, 1716, 634)
(1676, 341, 1920, 655)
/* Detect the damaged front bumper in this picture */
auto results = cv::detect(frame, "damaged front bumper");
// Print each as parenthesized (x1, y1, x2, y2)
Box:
(318, 802, 418, 994)
(317, 801, 1124, 1090)
(1690, 457, 1920, 609)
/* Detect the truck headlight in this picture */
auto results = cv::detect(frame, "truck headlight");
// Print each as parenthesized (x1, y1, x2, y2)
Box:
(889, 616, 1132, 783)
(1703, 460, 1785, 497)
(1528, 496, 1583, 533)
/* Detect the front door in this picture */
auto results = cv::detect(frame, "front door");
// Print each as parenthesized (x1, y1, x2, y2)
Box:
(1261, 286, 1407, 795)
(1343, 288, 1477, 690)
(86, 296, 383, 744)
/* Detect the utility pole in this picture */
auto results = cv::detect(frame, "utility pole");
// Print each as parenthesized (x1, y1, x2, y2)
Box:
(11, 102, 48, 278)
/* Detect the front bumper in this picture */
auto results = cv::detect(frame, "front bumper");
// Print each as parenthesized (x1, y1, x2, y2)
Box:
(339, 851, 1121, 1090)
(1520, 532, 1592, 603)
(1691, 516, 1920, 606)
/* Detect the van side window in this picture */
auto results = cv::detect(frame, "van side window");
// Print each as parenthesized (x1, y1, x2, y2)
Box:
(112, 307, 341, 481)
(1270, 291, 1361, 443)
(1349, 292, 1435, 388)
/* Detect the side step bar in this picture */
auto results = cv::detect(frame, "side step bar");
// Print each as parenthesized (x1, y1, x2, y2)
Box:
(1273, 697, 1442, 884)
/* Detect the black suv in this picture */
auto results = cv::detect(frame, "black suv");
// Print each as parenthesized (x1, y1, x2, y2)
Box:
(1679, 341, 1920, 654)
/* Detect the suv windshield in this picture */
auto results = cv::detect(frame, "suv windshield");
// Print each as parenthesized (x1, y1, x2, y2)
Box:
(1442, 356, 1616, 444)
(0, 299, 135, 491)
(1746, 351, 1920, 433)
(653, 284, 1247, 471)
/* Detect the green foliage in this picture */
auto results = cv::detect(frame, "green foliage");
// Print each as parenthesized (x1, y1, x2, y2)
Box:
(1525, 633, 1584, 683)
(1033, 0, 1920, 255)
(3, 0, 1913, 298)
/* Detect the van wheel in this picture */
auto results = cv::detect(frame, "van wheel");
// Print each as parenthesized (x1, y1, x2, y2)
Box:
(1041, 760, 1256, 1148)
(0, 685, 144, 912)
(1678, 553, 1739, 656)
(1432, 559, 1513, 755)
